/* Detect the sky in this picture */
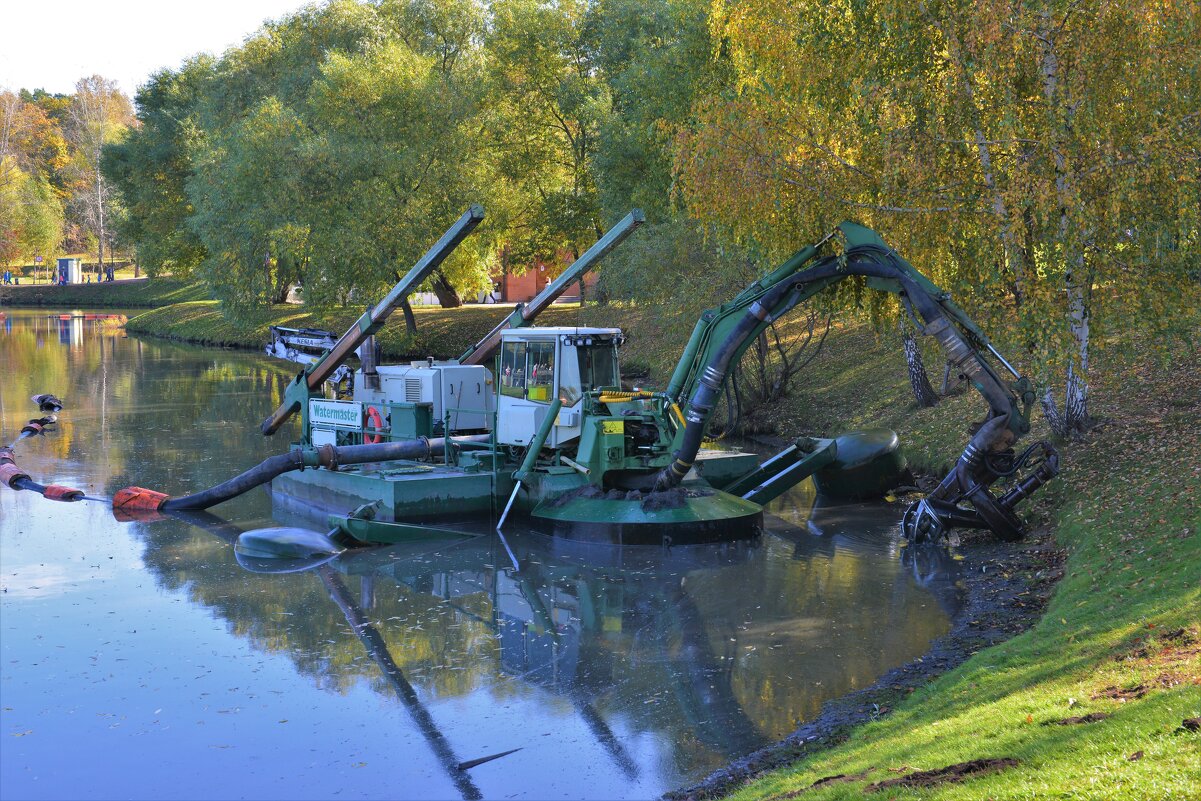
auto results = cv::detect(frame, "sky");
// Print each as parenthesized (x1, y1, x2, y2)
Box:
(0, 0, 314, 99)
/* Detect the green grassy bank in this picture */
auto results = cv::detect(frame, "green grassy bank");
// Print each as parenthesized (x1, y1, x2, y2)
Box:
(113, 294, 1201, 798)
(705, 333, 1201, 800)
(0, 278, 208, 308)
(121, 299, 617, 359)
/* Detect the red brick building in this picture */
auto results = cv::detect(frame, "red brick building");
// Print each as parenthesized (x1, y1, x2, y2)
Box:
(487, 256, 598, 304)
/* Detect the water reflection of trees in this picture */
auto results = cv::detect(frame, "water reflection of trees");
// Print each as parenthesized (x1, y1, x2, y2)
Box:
(2, 312, 296, 488)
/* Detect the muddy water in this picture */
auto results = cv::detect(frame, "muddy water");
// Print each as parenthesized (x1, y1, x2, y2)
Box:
(0, 308, 957, 800)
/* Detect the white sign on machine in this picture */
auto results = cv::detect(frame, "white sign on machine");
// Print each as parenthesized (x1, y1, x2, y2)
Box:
(309, 399, 362, 446)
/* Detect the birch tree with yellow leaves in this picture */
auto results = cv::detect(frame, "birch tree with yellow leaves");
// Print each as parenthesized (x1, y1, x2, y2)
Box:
(678, 0, 1199, 434)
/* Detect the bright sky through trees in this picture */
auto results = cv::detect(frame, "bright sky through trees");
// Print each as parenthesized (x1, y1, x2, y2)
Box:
(0, 0, 311, 96)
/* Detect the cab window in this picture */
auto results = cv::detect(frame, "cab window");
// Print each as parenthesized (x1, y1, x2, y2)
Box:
(525, 341, 555, 403)
(578, 343, 620, 394)
(500, 341, 526, 398)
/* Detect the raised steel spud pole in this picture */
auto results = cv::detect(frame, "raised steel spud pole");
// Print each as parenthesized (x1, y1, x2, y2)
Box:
(261, 205, 485, 435)
(459, 209, 644, 366)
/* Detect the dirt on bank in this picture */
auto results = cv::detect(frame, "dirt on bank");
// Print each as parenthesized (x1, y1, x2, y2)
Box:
(667, 526, 1066, 800)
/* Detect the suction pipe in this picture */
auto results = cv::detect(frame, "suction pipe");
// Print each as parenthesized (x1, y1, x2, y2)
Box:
(109, 435, 492, 514)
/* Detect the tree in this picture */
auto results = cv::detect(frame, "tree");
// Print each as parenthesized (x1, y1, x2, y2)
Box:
(2, 90, 69, 195)
(1, 91, 65, 266)
(105, 0, 496, 313)
(482, 0, 607, 264)
(186, 96, 311, 310)
(677, 0, 1200, 432)
(901, 327, 940, 408)
(301, 5, 490, 310)
(103, 59, 213, 278)
(587, 0, 724, 221)
(67, 75, 133, 276)
(0, 157, 63, 266)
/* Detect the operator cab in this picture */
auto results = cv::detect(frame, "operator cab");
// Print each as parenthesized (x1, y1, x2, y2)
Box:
(496, 327, 623, 447)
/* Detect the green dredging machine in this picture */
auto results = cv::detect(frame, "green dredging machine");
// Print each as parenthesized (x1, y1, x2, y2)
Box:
(2, 205, 1058, 549)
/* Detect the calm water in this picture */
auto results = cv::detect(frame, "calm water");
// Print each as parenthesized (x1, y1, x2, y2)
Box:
(0, 309, 957, 800)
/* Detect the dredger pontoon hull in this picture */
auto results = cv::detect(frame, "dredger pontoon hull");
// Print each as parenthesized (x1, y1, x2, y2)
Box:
(530, 489, 764, 546)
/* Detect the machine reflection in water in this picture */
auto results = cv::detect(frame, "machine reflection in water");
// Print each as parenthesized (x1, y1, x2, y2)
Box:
(174, 495, 964, 797)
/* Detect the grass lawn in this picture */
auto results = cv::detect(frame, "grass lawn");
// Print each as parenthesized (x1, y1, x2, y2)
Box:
(0, 277, 207, 308)
(122, 299, 605, 358)
(700, 327, 1200, 800)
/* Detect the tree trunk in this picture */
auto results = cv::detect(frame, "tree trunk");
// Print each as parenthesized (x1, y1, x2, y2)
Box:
(399, 297, 417, 335)
(902, 330, 940, 407)
(430, 270, 462, 308)
(95, 172, 105, 280)
(1064, 254, 1092, 432)
(1040, 12, 1092, 434)
(270, 254, 292, 305)
(1040, 388, 1070, 438)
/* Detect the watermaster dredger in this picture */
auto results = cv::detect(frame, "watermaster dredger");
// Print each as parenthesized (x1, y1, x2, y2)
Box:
(2, 206, 1057, 552)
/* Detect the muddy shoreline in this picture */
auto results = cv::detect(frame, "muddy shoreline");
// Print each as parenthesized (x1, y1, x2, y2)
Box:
(666, 526, 1065, 800)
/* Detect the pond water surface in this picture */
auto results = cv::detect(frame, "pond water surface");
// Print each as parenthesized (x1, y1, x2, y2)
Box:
(0, 308, 958, 800)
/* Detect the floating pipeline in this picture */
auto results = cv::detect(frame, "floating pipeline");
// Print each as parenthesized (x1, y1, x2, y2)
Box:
(0, 391, 491, 522)
(125, 435, 493, 515)
(0, 448, 85, 502)
(31, 394, 63, 413)
(45, 444, 479, 514)
(1, 429, 491, 518)
(0, 397, 88, 503)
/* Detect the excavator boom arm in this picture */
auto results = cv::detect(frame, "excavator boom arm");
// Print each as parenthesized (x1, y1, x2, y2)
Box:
(655, 220, 1055, 544)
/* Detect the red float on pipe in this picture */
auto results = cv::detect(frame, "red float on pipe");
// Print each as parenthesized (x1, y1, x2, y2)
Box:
(0, 463, 30, 489)
(112, 486, 170, 512)
(43, 485, 84, 502)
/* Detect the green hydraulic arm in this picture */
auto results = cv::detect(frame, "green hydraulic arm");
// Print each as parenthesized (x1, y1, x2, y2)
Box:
(458, 209, 645, 366)
(665, 221, 1034, 441)
(654, 220, 1057, 543)
(664, 232, 839, 407)
(835, 223, 1036, 430)
(260, 205, 485, 436)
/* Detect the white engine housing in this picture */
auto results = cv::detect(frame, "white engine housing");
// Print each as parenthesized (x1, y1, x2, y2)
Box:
(354, 361, 492, 432)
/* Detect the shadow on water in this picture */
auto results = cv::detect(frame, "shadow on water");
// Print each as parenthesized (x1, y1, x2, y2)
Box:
(1, 308, 961, 800)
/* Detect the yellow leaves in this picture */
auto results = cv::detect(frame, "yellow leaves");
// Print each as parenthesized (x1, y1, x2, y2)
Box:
(677, 0, 1200, 402)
